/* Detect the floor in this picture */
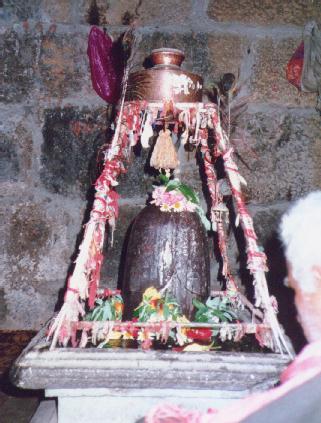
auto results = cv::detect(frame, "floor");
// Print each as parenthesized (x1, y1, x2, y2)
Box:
(0, 331, 41, 423)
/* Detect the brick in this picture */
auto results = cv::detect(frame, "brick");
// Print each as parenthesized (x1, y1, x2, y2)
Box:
(40, 0, 74, 24)
(0, 122, 33, 182)
(0, 29, 37, 103)
(39, 29, 88, 98)
(40, 106, 109, 197)
(4, 285, 57, 328)
(0, 289, 7, 322)
(251, 37, 316, 107)
(0, 135, 19, 182)
(207, 0, 321, 26)
(7, 202, 51, 263)
(3, 0, 77, 23)
(82, 0, 193, 26)
(2, 197, 86, 328)
(232, 108, 321, 204)
(207, 34, 249, 84)
(3, 0, 193, 26)
(2, 0, 42, 21)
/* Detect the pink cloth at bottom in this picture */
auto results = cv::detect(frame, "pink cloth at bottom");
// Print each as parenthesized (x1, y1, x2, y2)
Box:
(145, 341, 321, 423)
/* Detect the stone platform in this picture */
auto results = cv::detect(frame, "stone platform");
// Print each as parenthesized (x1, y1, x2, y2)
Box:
(10, 329, 290, 422)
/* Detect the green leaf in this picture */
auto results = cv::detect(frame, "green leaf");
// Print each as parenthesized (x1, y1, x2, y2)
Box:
(163, 304, 170, 320)
(165, 179, 180, 192)
(206, 297, 220, 308)
(223, 313, 233, 322)
(192, 298, 207, 311)
(195, 314, 209, 323)
(159, 174, 170, 185)
(102, 303, 112, 321)
(133, 308, 140, 318)
(177, 184, 199, 204)
(92, 308, 103, 321)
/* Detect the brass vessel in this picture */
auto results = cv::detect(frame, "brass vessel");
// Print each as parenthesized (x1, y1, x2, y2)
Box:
(125, 48, 203, 102)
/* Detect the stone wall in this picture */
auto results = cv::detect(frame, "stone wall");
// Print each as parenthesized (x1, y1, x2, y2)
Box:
(1, 0, 320, 346)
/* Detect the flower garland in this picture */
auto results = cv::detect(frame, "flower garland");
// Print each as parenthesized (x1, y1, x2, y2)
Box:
(150, 175, 211, 230)
(75, 287, 247, 351)
(151, 185, 196, 213)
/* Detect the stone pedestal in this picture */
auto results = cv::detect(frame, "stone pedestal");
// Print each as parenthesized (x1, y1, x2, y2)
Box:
(11, 329, 290, 422)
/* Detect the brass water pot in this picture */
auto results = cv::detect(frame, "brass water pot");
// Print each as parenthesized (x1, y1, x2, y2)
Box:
(125, 48, 203, 102)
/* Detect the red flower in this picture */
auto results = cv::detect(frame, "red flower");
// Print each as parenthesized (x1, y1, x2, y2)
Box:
(186, 328, 212, 341)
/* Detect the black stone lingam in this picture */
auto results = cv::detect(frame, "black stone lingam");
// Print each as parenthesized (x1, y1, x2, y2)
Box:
(121, 205, 210, 319)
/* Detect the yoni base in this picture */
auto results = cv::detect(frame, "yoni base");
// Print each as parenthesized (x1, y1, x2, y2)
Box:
(46, 387, 248, 423)
(11, 328, 290, 423)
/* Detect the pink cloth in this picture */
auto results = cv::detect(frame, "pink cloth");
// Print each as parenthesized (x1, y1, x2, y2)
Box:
(145, 341, 321, 423)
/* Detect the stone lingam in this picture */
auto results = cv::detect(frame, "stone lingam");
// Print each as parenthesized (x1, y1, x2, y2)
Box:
(11, 40, 292, 423)
(122, 204, 210, 320)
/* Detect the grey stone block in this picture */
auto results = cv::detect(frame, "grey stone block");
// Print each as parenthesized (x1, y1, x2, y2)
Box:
(38, 29, 89, 98)
(2, 0, 42, 21)
(30, 400, 57, 423)
(0, 288, 8, 322)
(0, 28, 37, 103)
(233, 108, 321, 204)
(40, 106, 109, 197)
(207, 0, 321, 26)
(0, 135, 19, 181)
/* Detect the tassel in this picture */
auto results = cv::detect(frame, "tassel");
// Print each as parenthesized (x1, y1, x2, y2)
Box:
(150, 129, 179, 172)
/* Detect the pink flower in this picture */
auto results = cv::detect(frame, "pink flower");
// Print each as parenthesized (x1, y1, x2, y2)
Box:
(151, 186, 196, 214)
(151, 186, 166, 206)
(168, 192, 185, 205)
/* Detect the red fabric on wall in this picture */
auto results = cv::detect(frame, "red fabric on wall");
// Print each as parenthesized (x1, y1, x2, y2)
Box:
(286, 41, 304, 90)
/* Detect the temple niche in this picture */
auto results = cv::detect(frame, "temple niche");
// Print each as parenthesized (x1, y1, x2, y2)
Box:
(1, 0, 321, 421)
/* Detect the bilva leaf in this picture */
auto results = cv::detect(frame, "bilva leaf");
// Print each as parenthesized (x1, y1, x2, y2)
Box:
(192, 298, 207, 311)
(195, 314, 209, 323)
(163, 304, 170, 319)
(206, 297, 220, 308)
(102, 302, 112, 321)
(177, 184, 199, 204)
(165, 179, 180, 192)
(159, 174, 170, 185)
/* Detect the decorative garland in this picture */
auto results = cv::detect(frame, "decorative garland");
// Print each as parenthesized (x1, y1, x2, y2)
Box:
(48, 103, 143, 348)
(200, 132, 238, 294)
(68, 288, 270, 351)
(48, 100, 292, 357)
